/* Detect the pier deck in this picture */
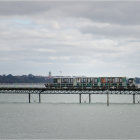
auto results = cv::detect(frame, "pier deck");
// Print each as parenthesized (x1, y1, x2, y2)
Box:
(0, 87, 140, 94)
(0, 87, 140, 105)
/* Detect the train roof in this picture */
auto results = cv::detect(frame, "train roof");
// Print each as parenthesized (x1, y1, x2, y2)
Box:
(51, 76, 127, 79)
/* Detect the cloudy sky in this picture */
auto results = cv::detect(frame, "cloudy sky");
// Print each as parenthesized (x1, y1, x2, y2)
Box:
(0, 1, 140, 77)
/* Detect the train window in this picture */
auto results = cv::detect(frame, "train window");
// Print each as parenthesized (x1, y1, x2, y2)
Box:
(87, 78, 91, 83)
(107, 78, 109, 83)
(101, 78, 105, 83)
(119, 78, 122, 83)
(67, 78, 69, 83)
(83, 78, 86, 82)
(69, 78, 71, 83)
(84, 78, 87, 83)
(62, 78, 64, 83)
(104, 78, 106, 83)
(91, 78, 94, 83)
(101, 78, 103, 83)
(66, 78, 68, 83)
(91, 78, 93, 83)
(90, 78, 92, 82)
(94, 78, 97, 83)
(77, 78, 81, 83)
(57, 79, 61, 83)
(65, 78, 67, 83)
(61, 78, 63, 83)
(112, 78, 115, 83)
(81, 78, 84, 82)
(71, 78, 73, 83)
(108, 78, 111, 83)
(53, 79, 57, 83)
(112, 78, 114, 83)
(67, 78, 70, 83)
(115, 78, 118, 83)
(65, 78, 68, 83)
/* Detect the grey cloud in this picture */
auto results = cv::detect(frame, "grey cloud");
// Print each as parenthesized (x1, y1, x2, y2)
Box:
(0, 1, 50, 16)
(1, 2, 140, 25)
(80, 24, 140, 39)
(60, 2, 140, 25)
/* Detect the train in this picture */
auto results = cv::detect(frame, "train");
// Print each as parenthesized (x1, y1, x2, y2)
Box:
(44, 77, 138, 89)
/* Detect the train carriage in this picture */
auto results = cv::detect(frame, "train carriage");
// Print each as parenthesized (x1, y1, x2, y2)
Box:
(45, 76, 137, 89)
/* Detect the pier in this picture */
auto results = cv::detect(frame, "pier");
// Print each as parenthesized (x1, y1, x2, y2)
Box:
(0, 87, 140, 105)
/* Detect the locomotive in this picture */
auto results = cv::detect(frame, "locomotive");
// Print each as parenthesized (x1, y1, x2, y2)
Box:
(45, 77, 138, 89)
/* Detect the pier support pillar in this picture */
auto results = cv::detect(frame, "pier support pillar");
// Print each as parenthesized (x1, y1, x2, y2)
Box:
(79, 94, 81, 104)
(29, 93, 31, 103)
(89, 94, 91, 104)
(39, 93, 41, 103)
(133, 94, 135, 104)
(107, 91, 109, 106)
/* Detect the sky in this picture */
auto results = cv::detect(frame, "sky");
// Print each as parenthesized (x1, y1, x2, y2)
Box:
(0, 1, 140, 77)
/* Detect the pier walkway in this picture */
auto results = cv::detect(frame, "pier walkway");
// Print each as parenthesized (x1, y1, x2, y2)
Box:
(0, 87, 140, 105)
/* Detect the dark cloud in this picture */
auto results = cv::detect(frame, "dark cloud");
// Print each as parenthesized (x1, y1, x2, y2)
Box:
(58, 2, 140, 25)
(0, 1, 140, 25)
(0, 1, 50, 15)
(80, 24, 140, 39)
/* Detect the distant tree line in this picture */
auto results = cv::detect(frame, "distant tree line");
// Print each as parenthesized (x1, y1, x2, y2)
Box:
(0, 74, 49, 83)
(0, 74, 140, 83)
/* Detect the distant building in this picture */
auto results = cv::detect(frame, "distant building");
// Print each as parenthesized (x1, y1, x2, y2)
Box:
(48, 71, 51, 78)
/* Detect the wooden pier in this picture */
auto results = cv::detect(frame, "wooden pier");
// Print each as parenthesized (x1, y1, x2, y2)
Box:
(0, 87, 140, 106)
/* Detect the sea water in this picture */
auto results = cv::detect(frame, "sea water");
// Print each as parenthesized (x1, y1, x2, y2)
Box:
(0, 84, 140, 139)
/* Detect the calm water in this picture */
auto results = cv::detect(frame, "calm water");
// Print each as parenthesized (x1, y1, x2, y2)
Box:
(0, 84, 140, 139)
